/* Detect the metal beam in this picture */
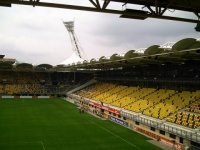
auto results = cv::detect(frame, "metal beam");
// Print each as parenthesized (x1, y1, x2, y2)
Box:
(0, 2, 11, 7)
(160, 1, 173, 16)
(110, 0, 200, 13)
(155, 0, 158, 15)
(146, 6, 155, 15)
(89, 0, 100, 9)
(1, 0, 200, 23)
(194, 12, 200, 18)
(102, 0, 110, 9)
(95, 0, 101, 9)
(160, 7, 167, 15)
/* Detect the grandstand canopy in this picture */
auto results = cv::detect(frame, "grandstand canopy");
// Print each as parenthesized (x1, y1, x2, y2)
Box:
(172, 38, 200, 51)
(144, 45, 164, 55)
(34, 64, 53, 71)
(59, 52, 84, 66)
(99, 56, 110, 63)
(90, 58, 98, 64)
(0, 55, 5, 59)
(124, 50, 139, 59)
(15, 63, 33, 70)
(0, 55, 16, 64)
(36, 64, 53, 69)
(59, 38, 200, 71)
(1, 38, 200, 72)
(110, 54, 123, 61)
(83, 60, 89, 64)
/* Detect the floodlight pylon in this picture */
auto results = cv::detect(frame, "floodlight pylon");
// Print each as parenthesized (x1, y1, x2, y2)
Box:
(63, 21, 86, 60)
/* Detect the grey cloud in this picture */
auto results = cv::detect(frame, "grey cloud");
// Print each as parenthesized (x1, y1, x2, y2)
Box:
(0, 4, 199, 65)
(89, 15, 199, 50)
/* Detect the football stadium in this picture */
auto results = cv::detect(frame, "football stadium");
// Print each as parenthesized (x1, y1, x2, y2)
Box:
(1, 1, 200, 150)
(2, 37, 200, 150)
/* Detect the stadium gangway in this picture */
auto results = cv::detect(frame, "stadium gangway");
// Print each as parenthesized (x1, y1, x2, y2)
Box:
(121, 111, 200, 143)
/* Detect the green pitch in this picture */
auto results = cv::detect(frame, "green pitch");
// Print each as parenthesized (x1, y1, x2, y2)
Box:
(0, 98, 161, 150)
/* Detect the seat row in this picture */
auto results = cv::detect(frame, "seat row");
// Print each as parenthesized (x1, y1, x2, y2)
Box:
(75, 82, 200, 128)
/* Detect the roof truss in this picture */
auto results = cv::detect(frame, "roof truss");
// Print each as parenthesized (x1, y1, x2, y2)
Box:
(0, 0, 200, 23)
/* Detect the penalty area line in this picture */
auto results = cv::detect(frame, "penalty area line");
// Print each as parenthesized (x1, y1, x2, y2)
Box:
(84, 116, 142, 150)
(41, 141, 46, 150)
(0, 141, 40, 145)
(0, 141, 46, 150)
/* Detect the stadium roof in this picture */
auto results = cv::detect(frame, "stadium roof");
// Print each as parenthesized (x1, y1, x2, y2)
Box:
(1, 38, 200, 72)
(59, 52, 84, 66)
(0, 55, 5, 59)
(144, 45, 164, 55)
(172, 38, 200, 51)
(54, 38, 200, 71)
(0, 56, 16, 64)
(1, 0, 200, 25)
(36, 64, 53, 69)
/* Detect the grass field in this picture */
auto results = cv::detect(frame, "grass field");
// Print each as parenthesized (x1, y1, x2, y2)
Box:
(0, 98, 162, 150)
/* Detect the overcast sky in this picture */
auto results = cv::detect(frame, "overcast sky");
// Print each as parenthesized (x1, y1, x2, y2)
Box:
(0, 0, 199, 65)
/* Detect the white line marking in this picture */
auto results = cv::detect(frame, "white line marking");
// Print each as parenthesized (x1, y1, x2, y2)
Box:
(41, 141, 46, 150)
(0, 141, 46, 150)
(84, 117, 142, 150)
(0, 142, 39, 145)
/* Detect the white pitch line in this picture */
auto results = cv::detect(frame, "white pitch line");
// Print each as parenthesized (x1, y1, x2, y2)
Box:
(41, 141, 46, 150)
(0, 141, 47, 150)
(0, 142, 39, 145)
(84, 117, 142, 150)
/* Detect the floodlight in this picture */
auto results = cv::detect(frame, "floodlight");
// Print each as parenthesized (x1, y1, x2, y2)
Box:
(120, 9, 148, 20)
(0, 2, 11, 7)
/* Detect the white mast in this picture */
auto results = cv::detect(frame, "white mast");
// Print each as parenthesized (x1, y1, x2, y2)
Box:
(63, 21, 86, 60)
